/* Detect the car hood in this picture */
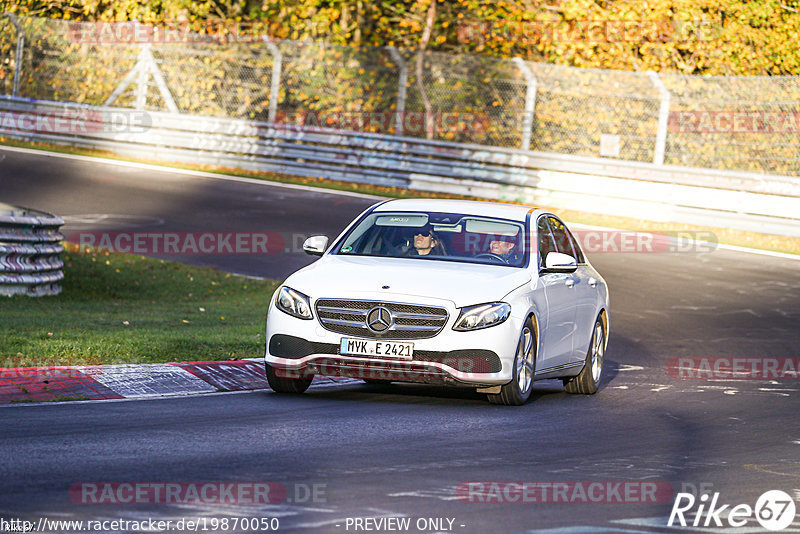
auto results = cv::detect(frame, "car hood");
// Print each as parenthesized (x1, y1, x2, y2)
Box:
(284, 255, 531, 308)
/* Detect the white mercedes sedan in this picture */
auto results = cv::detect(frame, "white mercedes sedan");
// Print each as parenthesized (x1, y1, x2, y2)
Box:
(264, 199, 609, 405)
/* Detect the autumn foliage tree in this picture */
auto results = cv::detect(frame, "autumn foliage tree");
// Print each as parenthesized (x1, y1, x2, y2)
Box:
(2, 0, 799, 75)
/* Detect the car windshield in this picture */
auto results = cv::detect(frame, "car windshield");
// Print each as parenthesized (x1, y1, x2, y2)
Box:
(334, 211, 527, 267)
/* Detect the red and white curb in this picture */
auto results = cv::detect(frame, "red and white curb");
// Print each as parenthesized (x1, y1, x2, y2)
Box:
(0, 359, 359, 404)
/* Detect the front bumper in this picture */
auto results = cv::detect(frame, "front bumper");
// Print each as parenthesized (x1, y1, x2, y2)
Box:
(265, 294, 522, 387)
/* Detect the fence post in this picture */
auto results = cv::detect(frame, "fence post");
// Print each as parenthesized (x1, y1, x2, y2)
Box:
(262, 38, 282, 124)
(133, 45, 149, 110)
(512, 57, 537, 151)
(105, 42, 178, 112)
(4, 13, 24, 97)
(385, 46, 407, 136)
(647, 71, 670, 165)
(142, 46, 178, 113)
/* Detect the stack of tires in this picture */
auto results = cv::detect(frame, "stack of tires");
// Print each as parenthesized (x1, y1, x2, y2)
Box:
(0, 203, 64, 297)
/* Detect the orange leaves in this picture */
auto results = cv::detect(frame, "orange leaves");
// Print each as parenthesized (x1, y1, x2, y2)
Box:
(5, 0, 800, 77)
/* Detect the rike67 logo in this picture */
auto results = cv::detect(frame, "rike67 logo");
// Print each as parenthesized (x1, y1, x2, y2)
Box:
(669, 490, 796, 531)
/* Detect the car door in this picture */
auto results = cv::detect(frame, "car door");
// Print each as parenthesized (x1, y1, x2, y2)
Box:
(536, 216, 577, 369)
(547, 216, 597, 363)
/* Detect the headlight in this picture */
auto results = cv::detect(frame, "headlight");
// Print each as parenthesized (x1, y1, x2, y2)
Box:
(453, 302, 511, 331)
(275, 286, 313, 320)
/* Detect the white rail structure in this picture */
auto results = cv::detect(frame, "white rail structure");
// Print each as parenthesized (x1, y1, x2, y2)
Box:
(1, 96, 798, 237)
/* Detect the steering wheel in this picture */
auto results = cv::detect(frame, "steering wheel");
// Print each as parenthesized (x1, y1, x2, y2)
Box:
(474, 253, 508, 264)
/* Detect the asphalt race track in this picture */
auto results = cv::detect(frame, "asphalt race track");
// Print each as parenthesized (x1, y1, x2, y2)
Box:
(2, 146, 800, 533)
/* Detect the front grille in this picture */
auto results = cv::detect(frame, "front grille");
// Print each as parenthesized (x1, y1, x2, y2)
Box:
(315, 299, 449, 340)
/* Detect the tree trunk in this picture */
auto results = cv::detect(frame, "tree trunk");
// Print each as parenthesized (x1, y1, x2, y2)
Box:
(415, 0, 436, 139)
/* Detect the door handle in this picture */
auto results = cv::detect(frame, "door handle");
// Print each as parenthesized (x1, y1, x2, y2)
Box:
(589, 277, 597, 287)
(565, 279, 575, 288)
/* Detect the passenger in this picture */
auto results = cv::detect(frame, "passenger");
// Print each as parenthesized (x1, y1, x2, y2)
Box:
(410, 225, 447, 256)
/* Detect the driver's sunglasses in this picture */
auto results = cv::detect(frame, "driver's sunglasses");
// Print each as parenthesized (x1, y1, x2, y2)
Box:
(414, 230, 432, 237)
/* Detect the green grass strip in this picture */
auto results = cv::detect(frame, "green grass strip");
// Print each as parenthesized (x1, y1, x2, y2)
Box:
(0, 244, 278, 366)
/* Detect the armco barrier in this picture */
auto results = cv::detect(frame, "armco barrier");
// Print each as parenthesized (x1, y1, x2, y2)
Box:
(0, 202, 64, 297)
(1, 96, 798, 237)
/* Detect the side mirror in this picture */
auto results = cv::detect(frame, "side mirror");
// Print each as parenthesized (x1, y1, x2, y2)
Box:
(542, 252, 577, 273)
(303, 235, 329, 256)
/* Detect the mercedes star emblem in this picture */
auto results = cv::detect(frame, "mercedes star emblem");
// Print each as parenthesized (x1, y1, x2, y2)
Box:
(366, 306, 392, 333)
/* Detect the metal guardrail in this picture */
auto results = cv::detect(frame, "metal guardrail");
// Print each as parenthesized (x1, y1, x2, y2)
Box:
(3, 16, 800, 176)
(0, 202, 64, 297)
(1, 96, 798, 237)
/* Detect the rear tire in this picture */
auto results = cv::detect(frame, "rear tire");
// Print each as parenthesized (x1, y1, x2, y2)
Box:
(563, 315, 605, 395)
(487, 318, 536, 406)
(265, 363, 313, 394)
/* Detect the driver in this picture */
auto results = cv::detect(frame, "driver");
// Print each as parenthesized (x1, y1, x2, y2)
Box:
(489, 239, 515, 256)
(409, 225, 446, 256)
(487, 237, 521, 263)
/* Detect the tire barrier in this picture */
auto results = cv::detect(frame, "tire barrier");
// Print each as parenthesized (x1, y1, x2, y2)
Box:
(0, 202, 64, 297)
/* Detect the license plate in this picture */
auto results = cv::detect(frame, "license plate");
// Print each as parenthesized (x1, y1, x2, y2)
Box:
(339, 338, 414, 360)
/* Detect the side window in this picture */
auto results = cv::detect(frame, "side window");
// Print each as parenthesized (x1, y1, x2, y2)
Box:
(547, 217, 577, 259)
(537, 217, 557, 268)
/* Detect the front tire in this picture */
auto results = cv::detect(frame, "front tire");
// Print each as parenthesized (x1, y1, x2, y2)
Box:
(265, 363, 313, 394)
(487, 318, 536, 406)
(563, 315, 605, 395)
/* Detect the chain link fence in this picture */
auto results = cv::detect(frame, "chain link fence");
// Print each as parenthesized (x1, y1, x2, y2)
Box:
(526, 62, 663, 162)
(660, 74, 800, 175)
(1, 15, 798, 176)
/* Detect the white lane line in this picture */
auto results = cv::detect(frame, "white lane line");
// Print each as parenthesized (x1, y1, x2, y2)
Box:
(0, 144, 384, 201)
(386, 488, 461, 501)
(617, 365, 645, 372)
(567, 222, 800, 262)
(715, 243, 800, 261)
